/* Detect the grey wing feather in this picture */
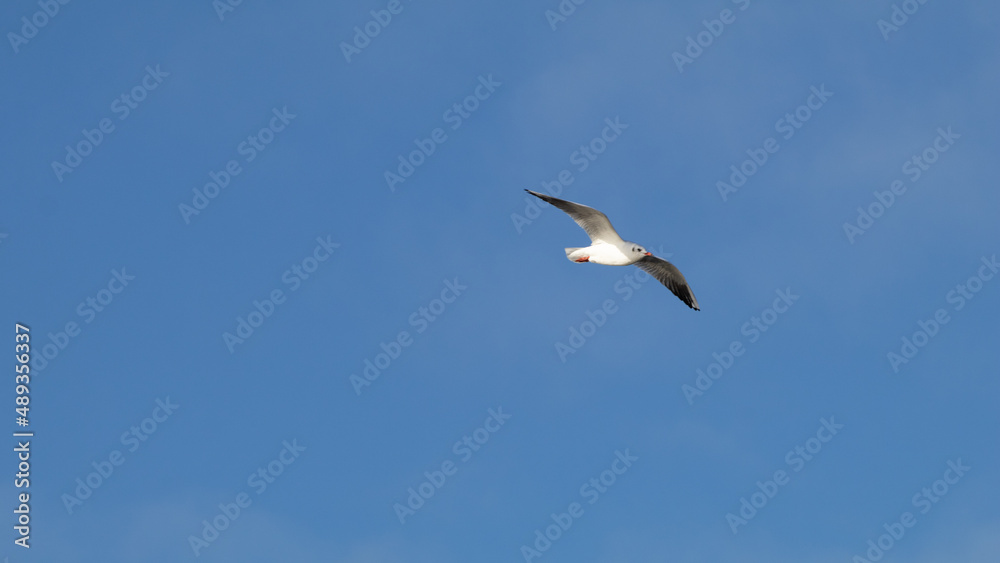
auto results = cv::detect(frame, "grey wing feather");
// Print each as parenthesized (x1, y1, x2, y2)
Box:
(635, 255, 700, 310)
(525, 190, 624, 244)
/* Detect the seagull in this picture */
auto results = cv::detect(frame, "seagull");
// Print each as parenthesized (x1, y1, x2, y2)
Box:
(525, 190, 700, 310)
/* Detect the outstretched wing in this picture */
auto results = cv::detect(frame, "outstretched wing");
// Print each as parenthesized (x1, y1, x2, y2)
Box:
(525, 190, 624, 244)
(635, 255, 700, 310)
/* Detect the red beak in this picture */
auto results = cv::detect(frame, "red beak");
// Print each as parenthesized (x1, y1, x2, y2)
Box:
(644, 252, 652, 256)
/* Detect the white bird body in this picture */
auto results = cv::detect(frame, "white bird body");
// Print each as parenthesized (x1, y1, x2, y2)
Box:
(565, 243, 639, 266)
(526, 189, 701, 310)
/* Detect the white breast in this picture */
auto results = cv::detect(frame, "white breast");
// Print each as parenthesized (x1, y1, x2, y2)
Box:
(586, 242, 636, 266)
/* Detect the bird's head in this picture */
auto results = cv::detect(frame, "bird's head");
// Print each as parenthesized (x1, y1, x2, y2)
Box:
(629, 243, 652, 258)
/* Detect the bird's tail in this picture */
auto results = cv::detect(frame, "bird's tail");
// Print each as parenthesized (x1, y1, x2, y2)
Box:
(564, 248, 586, 262)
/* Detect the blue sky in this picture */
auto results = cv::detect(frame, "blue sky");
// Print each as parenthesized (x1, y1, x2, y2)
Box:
(1, 1, 998, 562)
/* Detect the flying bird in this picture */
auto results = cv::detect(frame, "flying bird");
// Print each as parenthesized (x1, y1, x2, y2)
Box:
(525, 190, 700, 310)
